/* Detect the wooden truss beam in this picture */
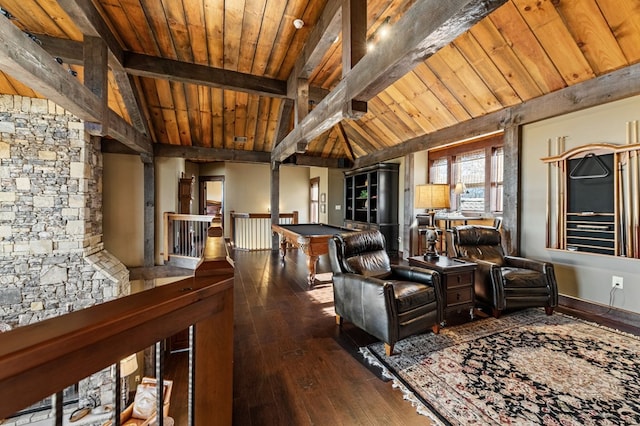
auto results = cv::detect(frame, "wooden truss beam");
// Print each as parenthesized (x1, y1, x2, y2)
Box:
(271, 0, 507, 162)
(354, 61, 640, 169)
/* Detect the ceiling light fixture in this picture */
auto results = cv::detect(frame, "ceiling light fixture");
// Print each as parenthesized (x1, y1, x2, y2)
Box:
(293, 18, 304, 29)
(366, 16, 391, 53)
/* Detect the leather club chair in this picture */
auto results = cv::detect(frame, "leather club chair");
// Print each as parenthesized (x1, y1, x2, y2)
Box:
(451, 225, 558, 318)
(328, 229, 443, 356)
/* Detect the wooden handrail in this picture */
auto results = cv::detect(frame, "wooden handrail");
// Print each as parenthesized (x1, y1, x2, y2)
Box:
(0, 234, 234, 423)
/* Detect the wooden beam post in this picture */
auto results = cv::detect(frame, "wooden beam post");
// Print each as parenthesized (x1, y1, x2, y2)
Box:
(404, 153, 415, 259)
(142, 154, 155, 267)
(296, 78, 310, 126)
(83, 36, 108, 134)
(502, 124, 521, 256)
(342, 0, 367, 118)
(271, 162, 281, 251)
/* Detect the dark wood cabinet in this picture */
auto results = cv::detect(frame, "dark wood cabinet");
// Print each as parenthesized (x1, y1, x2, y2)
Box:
(179, 175, 194, 214)
(344, 163, 399, 256)
(408, 255, 476, 323)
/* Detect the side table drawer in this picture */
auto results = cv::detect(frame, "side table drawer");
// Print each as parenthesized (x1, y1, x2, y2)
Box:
(446, 286, 473, 305)
(448, 272, 473, 286)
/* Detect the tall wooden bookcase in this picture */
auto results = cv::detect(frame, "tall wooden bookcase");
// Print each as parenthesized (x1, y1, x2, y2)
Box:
(344, 163, 399, 256)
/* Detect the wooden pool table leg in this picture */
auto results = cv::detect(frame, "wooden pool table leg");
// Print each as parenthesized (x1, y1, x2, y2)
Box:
(306, 254, 319, 287)
(279, 236, 288, 260)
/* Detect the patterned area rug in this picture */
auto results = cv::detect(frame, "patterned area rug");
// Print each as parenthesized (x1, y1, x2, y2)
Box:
(360, 309, 640, 425)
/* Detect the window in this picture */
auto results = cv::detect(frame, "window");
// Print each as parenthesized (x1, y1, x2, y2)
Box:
(428, 136, 503, 213)
(491, 147, 504, 212)
(429, 158, 448, 184)
(454, 149, 485, 212)
(310, 177, 319, 223)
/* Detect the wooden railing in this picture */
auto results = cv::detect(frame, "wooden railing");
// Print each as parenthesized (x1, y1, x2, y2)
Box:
(163, 213, 217, 265)
(0, 232, 234, 426)
(229, 211, 298, 250)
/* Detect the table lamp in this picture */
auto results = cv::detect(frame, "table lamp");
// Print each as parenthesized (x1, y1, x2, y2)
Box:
(454, 182, 466, 212)
(119, 353, 138, 408)
(415, 184, 450, 259)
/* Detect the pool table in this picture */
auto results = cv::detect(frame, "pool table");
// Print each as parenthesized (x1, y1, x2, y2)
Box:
(271, 223, 353, 287)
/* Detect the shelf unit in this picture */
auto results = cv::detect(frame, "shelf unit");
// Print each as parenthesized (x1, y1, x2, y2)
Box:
(344, 163, 399, 255)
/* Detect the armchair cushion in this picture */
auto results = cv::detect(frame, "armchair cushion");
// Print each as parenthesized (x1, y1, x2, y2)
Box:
(121, 377, 173, 426)
(334, 230, 392, 277)
(500, 267, 548, 289)
(132, 382, 157, 419)
(452, 225, 505, 266)
(387, 280, 437, 313)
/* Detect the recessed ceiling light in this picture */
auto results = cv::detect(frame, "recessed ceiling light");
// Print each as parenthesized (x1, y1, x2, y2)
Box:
(293, 18, 304, 29)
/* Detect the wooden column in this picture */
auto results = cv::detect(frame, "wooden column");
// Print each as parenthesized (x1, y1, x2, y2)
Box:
(295, 78, 309, 126)
(271, 161, 281, 250)
(404, 153, 414, 259)
(342, 0, 367, 117)
(83, 36, 108, 128)
(142, 154, 155, 267)
(502, 125, 521, 255)
(341, 0, 367, 76)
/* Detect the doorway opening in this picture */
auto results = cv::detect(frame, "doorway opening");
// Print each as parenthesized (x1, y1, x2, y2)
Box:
(199, 176, 224, 227)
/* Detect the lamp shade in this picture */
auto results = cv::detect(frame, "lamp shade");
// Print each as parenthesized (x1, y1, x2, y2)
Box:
(120, 354, 138, 377)
(415, 184, 450, 210)
(454, 182, 466, 195)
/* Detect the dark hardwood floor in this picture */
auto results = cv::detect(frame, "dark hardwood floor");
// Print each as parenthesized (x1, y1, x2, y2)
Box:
(165, 248, 431, 425)
(163, 248, 640, 425)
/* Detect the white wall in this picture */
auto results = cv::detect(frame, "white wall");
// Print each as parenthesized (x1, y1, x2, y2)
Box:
(223, 162, 311, 231)
(522, 95, 640, 312)
(103, 154, 144, 267)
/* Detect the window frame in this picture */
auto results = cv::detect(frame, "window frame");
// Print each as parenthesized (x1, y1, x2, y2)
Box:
(427, 135, 504, 214)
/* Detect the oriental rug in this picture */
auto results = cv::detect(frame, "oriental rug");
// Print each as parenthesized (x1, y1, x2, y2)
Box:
(360, 308, 640, 425)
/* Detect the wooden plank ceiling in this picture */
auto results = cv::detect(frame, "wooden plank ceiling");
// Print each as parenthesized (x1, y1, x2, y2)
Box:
(0, 0, 638, 165)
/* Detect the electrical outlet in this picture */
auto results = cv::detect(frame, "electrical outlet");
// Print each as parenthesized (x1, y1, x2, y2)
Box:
(135, 375, 141, 383)
(612, 276, 624, 289)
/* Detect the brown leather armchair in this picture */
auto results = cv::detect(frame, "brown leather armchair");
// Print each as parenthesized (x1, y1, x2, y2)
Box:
(328, 230, 443, 356)
(451, 225, 558, 318)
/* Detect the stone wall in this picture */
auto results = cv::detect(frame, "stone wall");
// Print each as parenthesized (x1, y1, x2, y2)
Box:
(0, 95, 129, 325)
(0, 95, 129, 423)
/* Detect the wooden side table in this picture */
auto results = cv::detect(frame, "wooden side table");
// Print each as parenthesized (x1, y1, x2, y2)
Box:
(408, 255, 476, 324)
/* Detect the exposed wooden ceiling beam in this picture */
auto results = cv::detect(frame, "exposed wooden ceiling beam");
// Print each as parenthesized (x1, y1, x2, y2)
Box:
(354, 61, 640, 169)
(154, 144, 271, 163)
(336, 123, 355, 161)
(271, 0, 507, 162)
(125, 53, 288, 98)
(56, 0, 150, 135)
(0, 15, 151, 154)
(35, 34, 339, 107)
(289, 155, 352, 169)
(274, 99, 294, 145)
(57, 0, 124, 62)
(0, 15, 100, 122)
(35, 34, 84, 65)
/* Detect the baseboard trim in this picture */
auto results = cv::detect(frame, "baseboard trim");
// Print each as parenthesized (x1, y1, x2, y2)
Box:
(558, 294, 640, 333)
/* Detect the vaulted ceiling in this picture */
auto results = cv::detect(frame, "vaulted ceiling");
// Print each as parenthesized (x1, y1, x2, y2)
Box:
(0, 0, 639, 169)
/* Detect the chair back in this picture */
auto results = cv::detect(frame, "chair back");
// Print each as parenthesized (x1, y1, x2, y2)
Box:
(328, 230, 391, 277)
(452, 225, 505, 265)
